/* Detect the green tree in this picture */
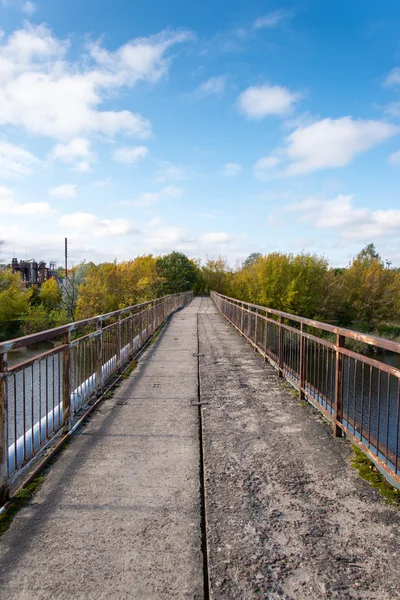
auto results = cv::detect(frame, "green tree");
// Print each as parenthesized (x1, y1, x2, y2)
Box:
(40, 277, 62, 311)
(0, 270, 31, 340)
(243, 252, 262, 269)
(343, 246, 400, 331)
(156, 252, 198, 294)
(202, 257, 232, 295)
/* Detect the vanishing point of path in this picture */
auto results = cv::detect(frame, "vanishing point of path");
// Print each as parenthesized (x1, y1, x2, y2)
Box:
(0, 297, 399, 599)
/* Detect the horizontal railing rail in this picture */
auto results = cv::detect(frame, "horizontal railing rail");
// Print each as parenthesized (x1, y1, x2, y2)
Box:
(211, 291, 400, 489)
(0, 291, 193, 503)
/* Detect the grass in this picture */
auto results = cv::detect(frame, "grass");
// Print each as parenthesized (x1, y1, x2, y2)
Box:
(0, 473, 45, 536)
(280, 381, 299, 400)
(121, 360, 137, 379)
(350, 445, 400, 506)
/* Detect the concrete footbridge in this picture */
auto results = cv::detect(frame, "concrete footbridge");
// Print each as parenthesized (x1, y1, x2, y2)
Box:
(0, 296, 399, 599)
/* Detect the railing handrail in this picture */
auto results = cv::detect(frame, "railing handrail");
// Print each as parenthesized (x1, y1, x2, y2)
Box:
(211, 291, 400, 355)
(0, 292, 190, 354)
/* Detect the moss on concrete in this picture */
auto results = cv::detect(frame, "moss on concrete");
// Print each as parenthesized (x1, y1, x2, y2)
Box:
(0, 474, 45, 536)
(350, 445, 400, 506)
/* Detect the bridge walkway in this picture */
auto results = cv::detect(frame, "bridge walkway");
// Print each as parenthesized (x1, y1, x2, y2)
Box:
(1, 297, 400, 599)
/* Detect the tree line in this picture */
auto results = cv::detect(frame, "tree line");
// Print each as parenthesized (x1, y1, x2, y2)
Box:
(0, 244, 399, 341)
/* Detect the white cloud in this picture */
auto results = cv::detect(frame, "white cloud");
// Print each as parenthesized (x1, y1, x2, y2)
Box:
(193, 75, 227, 97)
(91, 177, 112, 188)
(254, 9, 293, 29)
(388, 150, 400, 165)
(237, 84, 299, 119)
(283, 117, 397, 175)
(156, 161, 187, 182)
(0, 24, 192, 141)
(200, 232, 233, 244)
(113, 145, 149, 164)
(50, 137, 95, 172)
(286, 194, 400, 243)
(0, 141, 40, 179)
(22, 1, 37, 15)
(144, 225, 188, 249)
(384, 67, 400, 87)
(384, 102, 400, 118)
(222, 162, 242, 176)
(49, 183, 77, 198)
(0, 185, 54, 216)
(59, 212, 136, 237)
(125, 185, 184, 208)
(254, 156, 280, 170)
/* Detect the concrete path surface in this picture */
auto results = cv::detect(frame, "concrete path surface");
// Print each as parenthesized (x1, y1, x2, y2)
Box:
(1, 297, 400, 600)
(0, 301, 204, 600)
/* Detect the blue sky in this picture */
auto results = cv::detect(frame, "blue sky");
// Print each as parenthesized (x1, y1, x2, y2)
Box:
(1, 0, 400, 267)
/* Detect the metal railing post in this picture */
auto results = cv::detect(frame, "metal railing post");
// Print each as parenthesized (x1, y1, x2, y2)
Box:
(240, 303, 244, 335)
(139, 308, 143, 347)
(116, 315, 121, 373)
(278, 316, 284, 378)
(129, 311, 134, 360)
(96, 319, 103, 393)
(264, 311, 269, 361)
(254, 308, 258, 351)
(299, 323, 305, 400)
(334, 334, 345, 437)
(0, 353, 9, 504)
(62, 332, 71, 434)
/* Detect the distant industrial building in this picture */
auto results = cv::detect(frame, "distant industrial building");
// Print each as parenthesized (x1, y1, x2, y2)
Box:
(8, 258, 58, 286)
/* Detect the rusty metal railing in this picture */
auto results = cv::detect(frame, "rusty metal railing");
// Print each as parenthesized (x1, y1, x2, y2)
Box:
(0, 291, 193, 502)
(211, 291, 400, 489)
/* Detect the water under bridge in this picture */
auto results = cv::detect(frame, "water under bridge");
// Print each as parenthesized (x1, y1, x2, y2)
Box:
(0, 295, 399, 599)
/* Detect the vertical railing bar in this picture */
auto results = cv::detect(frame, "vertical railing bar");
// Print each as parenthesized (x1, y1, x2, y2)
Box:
(353, 359, 358, 433)
(334, 335, 345, 437)
(376, 370, 382, 456)
(385, 373, 390, 465)
(360, 362, 365, 442)
(37, 362, 41, 449)
(299, 323, 305, 400)
(395, 378, 400, 474)
(45, 357, 49, 438)
(13, 373, 17, 472)
(367, 367, 373, 449)
(22, 368, 27, 462)
(62, 332, 71, 434)
(0, 353, 9, 503)
(278, 316, 284, 378)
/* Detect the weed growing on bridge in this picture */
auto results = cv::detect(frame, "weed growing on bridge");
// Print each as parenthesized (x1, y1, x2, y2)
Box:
(350, 446, 400, 506)
(121, 360, 137, 380)
(0, 474, 45, 536)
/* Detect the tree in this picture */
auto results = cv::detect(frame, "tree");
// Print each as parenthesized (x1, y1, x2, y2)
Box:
(0, 270, 31, 340)
(156, 252, 198, 295)
(202, 257, 232, 295)
(40, 277, 62, 311)
(75, 256, 164, 319)
(243, 252, 262, 269)
(61, 262, 90, 321)
(342, 246, 400, 331)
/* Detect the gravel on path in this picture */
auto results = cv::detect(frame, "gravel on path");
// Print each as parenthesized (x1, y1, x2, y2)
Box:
(198, 298, 400, 600)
